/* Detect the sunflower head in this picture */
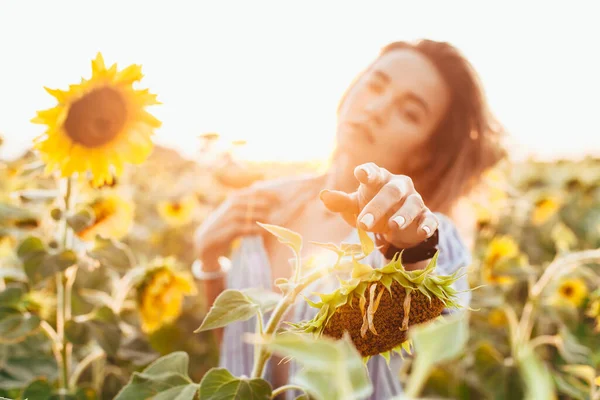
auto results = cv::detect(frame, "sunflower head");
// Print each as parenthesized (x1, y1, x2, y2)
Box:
(554, 278, 589, 308)
(531, 196, 561, 226)
(136, 257, 196, 334)
(290, 253, 465, 361)
(32, 53, 161, 187)
(156, 195, 197, 227)
(77, 193, 134, 241)
(482, 236, 521, 285)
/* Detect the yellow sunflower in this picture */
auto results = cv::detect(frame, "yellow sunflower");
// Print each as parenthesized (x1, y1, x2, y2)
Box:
(531, 196, 561, 226)
(136, 258, 196, 333)
(156, 195, 197, 227)
(32, 53, 161, 187)
(554, 278, 588, 308)
(482, 236, 519, 285)
(77, 193, 134, 241)
(487, 308, 508, 328)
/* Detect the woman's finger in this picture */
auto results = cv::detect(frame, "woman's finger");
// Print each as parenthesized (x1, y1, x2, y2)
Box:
(417, 209, 439, 239)
(387, 193, 425, 231)
(356, 179, 408, 231)
(354, 163, 392, 187)
(319, 189, 359, 214)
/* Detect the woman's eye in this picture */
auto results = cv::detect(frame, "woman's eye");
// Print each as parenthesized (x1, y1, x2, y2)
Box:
(399, 108, 421, 124)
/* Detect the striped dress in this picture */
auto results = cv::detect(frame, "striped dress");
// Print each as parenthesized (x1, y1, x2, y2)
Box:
(219, 175, 472, 399)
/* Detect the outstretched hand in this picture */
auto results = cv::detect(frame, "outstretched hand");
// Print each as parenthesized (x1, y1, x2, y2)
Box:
(319, 162, 438, 249)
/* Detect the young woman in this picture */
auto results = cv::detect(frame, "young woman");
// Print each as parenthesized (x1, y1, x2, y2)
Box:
(193, 39, 506, 399)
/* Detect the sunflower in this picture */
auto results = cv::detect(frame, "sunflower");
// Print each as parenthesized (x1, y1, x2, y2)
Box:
(554, 278, 588, 308)
(482, 236, 520, 285)
(77, 193, 134, 241)
(290, 252, 464, 362)
(531, 196, 561, 226)
(136, 258, 196, 333)
(487, 308, 508, 328)
(32, 53, 161, 187)
(156, 195, 197, 227)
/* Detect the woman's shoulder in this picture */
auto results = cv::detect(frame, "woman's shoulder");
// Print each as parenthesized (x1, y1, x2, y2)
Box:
(248, 173, 324, 193)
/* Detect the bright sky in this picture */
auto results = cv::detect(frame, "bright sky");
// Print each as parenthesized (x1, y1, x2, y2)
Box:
(1, 1, 599, 163)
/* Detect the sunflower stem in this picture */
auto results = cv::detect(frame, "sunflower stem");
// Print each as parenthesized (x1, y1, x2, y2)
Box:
(270, 384, 307, 399)
(56, 176, 76, 394)
(250, 264, 334, 379)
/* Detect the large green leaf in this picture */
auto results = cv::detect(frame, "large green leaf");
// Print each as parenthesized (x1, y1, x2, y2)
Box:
(517, 343, 556, 400)
(0, 307, 41, 343)
(404, 314, 469, 398)
(198, 368, 271, 400)
(87, 306, 121, 356)
(262, 333, 372, 400)
(0, 287, 24, 308)
(194, 289, 259, 332)
(21, 378, 53, 400)
(152, 384, 198, 400)
(87, 237, 134, 272)
(241, 288, 283, 313)
(143, 351, 190, 377)
(257, 222, 302, 255)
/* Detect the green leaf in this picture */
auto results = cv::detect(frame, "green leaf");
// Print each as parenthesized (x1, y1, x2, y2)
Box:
(22, 378, 53, 400)
(198, 368, 272, 400)
(67, 208, 95, 233)
(65, 319, 91, 345)
(241, 288, 283, 313)
(194, 289, 259, 332)
(0, 308, 41, 343)
(0, 287, 24, 308)
(262, 333, 372, 400)
(152, 384, 199, 400)
(44, 250, 78, 273)
(517, 343, 556, 400)
(88, 306, 121, 356)
(17, 236, 45, 259)
(143, 351, 190, 377)
(88, 237, 134, 271)
(357, 228, 374, 256)
(114, 372, 191, 400)
(405, 314, 469, 398)
(257, 222, 302, 255)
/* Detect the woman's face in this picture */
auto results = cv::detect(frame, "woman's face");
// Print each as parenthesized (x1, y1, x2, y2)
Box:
(336, 48, 451, 173)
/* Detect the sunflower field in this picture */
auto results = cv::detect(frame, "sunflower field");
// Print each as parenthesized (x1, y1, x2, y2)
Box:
(0, 54, 599, 400)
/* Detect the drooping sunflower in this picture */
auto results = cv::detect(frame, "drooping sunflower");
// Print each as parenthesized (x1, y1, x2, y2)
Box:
(136, 257, 196, 334)
(32, 53, 161, 187)
(291, 252, 465, 362)
(77, 193, 134, 241)
(156, 195, 197, 227)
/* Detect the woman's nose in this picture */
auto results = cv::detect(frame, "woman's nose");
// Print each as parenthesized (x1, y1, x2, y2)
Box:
(364, 99, 387, 127)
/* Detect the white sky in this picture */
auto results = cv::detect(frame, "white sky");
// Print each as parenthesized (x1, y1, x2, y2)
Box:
(1, 1, 599, 163)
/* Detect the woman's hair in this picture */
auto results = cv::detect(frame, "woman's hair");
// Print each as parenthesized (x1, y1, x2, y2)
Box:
(338, 39, 507, 215)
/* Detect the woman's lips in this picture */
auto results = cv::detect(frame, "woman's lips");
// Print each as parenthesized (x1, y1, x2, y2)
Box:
(343, 120, 376, 144)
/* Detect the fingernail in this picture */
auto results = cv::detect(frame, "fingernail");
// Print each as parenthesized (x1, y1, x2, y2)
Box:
(360, 213, 375, 229)
(392, 216, 406, 229)
(422, 225, 432, 237)
(359, 166, 371, 180)
(319, 190, 331, 201)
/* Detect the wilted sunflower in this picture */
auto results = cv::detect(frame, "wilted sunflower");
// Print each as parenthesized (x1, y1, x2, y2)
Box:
(531, 196, 561, 226)
(554, 278, 588, 308)
(77, 193, 134, 241)
(136, 258, 196, 333)
(291, 253, 464, 361)
(32, 53, 161, 187)
(482, 236, 520, 285)
(156, 195, 197, 227)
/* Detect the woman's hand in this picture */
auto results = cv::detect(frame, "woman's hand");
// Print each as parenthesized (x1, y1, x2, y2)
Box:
(193, 186, 280, 270)
(319, 162, 438, 250)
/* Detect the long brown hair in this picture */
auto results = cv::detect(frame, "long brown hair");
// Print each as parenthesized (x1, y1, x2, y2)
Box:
(338, 40, 507, 215)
